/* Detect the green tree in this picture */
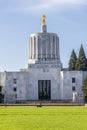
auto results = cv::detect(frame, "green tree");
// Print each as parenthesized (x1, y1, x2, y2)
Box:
(83, 76, 87, 101)
(75, 44, 87, 71)
(68, 49, 77, 70)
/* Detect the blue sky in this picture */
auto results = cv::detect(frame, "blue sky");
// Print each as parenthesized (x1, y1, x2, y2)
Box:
(0, 0, 87, 71)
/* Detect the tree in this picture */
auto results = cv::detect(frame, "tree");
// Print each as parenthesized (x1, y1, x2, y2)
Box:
(68, 49, 77, 70)
(75, 44, 87, 71)
(83, 76, 87, 101)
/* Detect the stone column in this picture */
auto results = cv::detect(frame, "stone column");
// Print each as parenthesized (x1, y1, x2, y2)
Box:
(50, 36, 53, 59)
(34, 36, 36, 59)
(48, 36, 50, 59)
(54, 36, 56, 59)
(52, 36, 55, 59)
(32, 37, 34, 59)
(31, 37, 33, 59)
(46, 35, 50, 59)
(43, 37, 46, 59)
(57, 37, 60, 59)
(29, 37, 31, 59)
(38, 36, 41, 59)
(45, 36, 47, 59)
(40, 38, 42, 59)
(56, 37, 59, 59)
(36, 36, 38, 59)
(55, 36, 57, 59)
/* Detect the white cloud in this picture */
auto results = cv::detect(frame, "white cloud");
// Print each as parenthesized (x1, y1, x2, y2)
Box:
(17, 0, 87, 14)
(47, 0, 87, 5)
(0, 0, 87, 14)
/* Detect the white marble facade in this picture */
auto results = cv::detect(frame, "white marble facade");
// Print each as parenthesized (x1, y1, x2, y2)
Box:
(0, 15, 86, 103)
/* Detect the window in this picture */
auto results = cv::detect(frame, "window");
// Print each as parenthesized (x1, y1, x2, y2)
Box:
(72, 86, 76, 91)
(13, 79, 17, 84)
(13, 87, 17, 92)
(72, 78, 75, 83)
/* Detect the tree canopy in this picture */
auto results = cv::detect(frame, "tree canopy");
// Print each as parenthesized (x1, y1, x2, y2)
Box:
(83, 76, 87, 101)
(75, 44, 87, 71)
(68, 49, 77, 70)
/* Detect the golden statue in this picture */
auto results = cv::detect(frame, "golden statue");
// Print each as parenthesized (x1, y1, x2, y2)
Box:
(42, 15, 46, 25)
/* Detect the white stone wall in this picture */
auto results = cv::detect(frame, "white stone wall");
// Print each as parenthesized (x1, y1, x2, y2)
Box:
(28, 64, 61, 100)
(3, 72, 29, 103)
(60, 71, 84, 101)
(0, 70, 87, 103)
(0, 72, 6, 95)
(0, 65, 62, 102)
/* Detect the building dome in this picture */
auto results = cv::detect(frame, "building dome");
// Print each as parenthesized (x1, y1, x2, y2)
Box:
(28, 15, 61, 67)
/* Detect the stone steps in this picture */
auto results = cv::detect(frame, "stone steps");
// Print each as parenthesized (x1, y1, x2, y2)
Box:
(15, 100, 84, 106)
(0, 100, 84, 106)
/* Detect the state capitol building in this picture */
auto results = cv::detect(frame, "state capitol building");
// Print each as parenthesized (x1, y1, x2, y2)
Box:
(0, 15, 86, 103)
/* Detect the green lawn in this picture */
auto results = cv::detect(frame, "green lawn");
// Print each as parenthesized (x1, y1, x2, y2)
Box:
(0, 106, 87, 130)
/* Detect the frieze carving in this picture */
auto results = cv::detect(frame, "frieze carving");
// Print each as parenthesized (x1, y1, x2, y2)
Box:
(43, 68, 49, 72)
(28, 63, 61, 68)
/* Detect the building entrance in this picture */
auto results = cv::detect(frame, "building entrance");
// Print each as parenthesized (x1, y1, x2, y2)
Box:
(38, 80, 51, 100)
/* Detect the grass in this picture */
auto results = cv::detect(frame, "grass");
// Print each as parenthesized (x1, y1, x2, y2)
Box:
(0, 106, 87, 130)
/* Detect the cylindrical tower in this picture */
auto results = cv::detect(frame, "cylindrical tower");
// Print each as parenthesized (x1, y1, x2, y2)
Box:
(28, 15, 62, 67)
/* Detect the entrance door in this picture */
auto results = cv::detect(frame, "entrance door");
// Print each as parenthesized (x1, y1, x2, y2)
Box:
(38, 80, 51, 100)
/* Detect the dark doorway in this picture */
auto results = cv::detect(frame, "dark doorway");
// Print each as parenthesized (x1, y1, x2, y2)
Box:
(0, 86, 4, 103)
(0, 94, 4, 103)
(38, 80, 51, 100)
